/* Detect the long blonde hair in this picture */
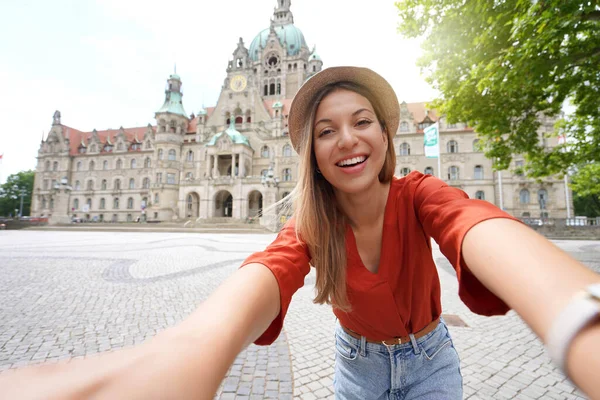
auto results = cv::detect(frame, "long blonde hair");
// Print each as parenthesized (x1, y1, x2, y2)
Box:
(291, 82, 396, 311)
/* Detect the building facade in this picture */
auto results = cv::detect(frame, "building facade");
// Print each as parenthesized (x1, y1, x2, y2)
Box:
(31, 0, 571, 228)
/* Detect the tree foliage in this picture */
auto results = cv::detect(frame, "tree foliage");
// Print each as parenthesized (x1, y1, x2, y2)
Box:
(0, 170, 35, 217)
(571, 163, 600, 217)
(396, 0, 600, 179)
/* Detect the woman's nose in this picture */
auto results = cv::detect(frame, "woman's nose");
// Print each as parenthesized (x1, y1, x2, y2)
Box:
(337, 126, 358, 149)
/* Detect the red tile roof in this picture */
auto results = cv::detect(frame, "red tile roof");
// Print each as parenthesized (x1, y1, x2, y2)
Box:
(63, 126, 153, 156)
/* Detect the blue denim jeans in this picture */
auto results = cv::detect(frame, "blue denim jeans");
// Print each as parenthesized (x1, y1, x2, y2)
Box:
(333, 318, 463, 400)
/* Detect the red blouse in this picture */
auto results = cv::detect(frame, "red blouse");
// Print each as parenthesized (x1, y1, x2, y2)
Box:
(242, 171, 518, 345)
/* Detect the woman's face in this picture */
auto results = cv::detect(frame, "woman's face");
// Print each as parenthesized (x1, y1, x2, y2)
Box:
(312, 89, 388, 195)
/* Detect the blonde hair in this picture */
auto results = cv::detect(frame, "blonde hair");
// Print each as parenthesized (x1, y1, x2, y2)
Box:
(289, 82, 396, 311)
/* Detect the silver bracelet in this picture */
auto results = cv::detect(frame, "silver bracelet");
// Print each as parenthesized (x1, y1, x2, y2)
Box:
(546, 283, 600, 374)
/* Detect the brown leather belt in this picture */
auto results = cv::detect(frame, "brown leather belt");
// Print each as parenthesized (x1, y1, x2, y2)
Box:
(342, 317, 440, 346)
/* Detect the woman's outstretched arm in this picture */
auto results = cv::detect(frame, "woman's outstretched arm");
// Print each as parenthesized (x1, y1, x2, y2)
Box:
(0, 262, 280, 400)
(462, 218, 600, 399)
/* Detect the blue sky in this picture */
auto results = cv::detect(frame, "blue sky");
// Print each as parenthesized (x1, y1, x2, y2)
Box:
(0, 0, 436, 183)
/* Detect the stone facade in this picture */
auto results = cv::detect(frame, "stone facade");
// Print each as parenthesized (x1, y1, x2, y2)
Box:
(30, 0, 572, 229)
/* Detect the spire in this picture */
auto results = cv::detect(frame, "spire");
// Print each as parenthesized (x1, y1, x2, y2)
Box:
(272, 0, 293, 27)
(156, 73, 188, 118)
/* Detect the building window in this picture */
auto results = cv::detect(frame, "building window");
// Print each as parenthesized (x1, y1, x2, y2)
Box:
(515, 160, 524, 176)
(520, 189, 530, 204)
(51, 179, 57, 189)
(168, 149, 176, 161)
(116, 143, 123, 151)
(154, 193, 159, 204)
(115, 179, 121, 190)
(101, 179, 107, 190)
(158, 149, 164, 160)
(522, 212, 531, 218)
(104, 144, 114, 152)
(187, 150, 194, 162)
(400, 121, 409, 132)
(283, 145, 292, 157)
(103, 160, 108, 170)
(49, 198, 54, 210)
(100, 198, 106, 209)
(113, 198, 120, 209)
(45, 161, 50, 171)
(399, 143, 410, 156)
(400, 167, 411, 177)
(475, 190, 485, 200)
(167, 173, 176, 184)
(87, 180, 93, 190)
(131, 143, 141, 151)
(73, 199, 79, 210)
(112, 214, 118, 222)
(538, 189, 548, 209)
(474, 165, 484, 180)
(53, 161, 58, 171)
(156, 173, 162, 183)
(99, 214, 104, 222)
(129, 178, 135, 189)
(448, 166, 460, 180)
(42, 197, 47, 209)
(185, 172, 193, 180)
(447, 140, 458, 153)
(143, 178, 150, 189)
(145, 157, 151, 168)
(43, 180, 49, 190)
(261, 146, 270, 158)
(127, 197, 134, 209)
(130, 159, 136, 169)
(75, 180, 81, 191)
(473, 139, 481, 152)
(424, 166, 434, 175)
(86, 198, 92, 209)
(283, 168, 292, 181)
(76, 161, 82, 171)
(116, 159, 122, 169)
(127, 214, 133, 222)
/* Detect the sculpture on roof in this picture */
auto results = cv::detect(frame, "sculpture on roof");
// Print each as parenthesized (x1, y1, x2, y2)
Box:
(53, 110, 61, 126)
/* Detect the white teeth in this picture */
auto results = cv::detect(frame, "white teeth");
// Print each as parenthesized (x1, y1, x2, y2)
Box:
(337, 156, 366, 167)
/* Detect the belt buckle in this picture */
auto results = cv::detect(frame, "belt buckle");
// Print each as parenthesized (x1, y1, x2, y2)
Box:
(382, 338, 402, 346)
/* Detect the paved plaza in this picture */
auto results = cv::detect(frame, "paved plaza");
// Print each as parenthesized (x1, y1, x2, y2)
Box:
(0, 230, 598, 399)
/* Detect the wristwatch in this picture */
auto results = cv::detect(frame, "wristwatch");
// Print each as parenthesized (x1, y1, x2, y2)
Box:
(546, 283, 600, 374)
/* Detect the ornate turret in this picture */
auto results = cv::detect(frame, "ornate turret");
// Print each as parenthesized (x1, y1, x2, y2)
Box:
(156, 74, 188, 118)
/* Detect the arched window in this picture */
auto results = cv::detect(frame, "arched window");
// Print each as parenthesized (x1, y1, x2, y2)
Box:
(520, 189, 530, 204)
(399, 143, 410, 156)
(158, 149, 164, 160)
(75, 180, 81, 191)
(130, 159, 136, 169)
(115, 179, 121, 190)
(129, 178, 135, 189)
(261, 146, 270, 158)
(235, 116, 243, 124)
(73, 199, 79, 210)
(448, 166, 460, 180)
(143, 177, 150, 189)
(168, 149, 176, 161)
(113, 198, 120, 209)
(127, 197, 134, 209)
(86, 180, 93, 190)
(103, 160, 108, 170)
(154, 193, 159, 204)
(42, 197, 47, 209)
(283, 145, 292, 157)
(53, 161, 58, 171)
(538, 189, 548, 209)
(400, 121, 409, 132)
(89, 161, 95, 171)
(100, 198, 106, 209)
(86, 198, 92, 208)
(76, 161, 81, 171)
(186, 150, 194, 162)
(473, 139, 481, 152)
(283, 168, 292, 181)
(447, 140, 458, 153)
(99, 179, 105, 190)
(424, 166, 434, 175)
(116, 159, 122, 169)
(475, 190, 485, 200)
(145, 157, 151, 168)
(474, 165, 484, 180)
(400, 167, 411, 177)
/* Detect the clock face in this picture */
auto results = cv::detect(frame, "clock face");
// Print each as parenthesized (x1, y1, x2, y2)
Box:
(230, 75, 247, 92)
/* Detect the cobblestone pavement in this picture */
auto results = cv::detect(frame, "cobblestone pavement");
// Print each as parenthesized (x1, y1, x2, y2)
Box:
(0, 231, 598, 399)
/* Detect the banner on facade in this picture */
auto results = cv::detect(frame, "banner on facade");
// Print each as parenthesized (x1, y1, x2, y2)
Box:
(424, 123, 440, 158)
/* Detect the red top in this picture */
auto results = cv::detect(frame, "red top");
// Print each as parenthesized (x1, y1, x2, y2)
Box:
(242, 171, 518, 345)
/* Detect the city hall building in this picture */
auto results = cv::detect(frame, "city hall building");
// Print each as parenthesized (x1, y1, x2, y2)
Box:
(31, 0, 571, 229)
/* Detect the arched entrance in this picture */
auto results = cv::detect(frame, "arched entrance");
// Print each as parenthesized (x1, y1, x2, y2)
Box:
(214, 190, 233, 217)
(186, 192, 200, 218)
(248, 190, 263, 218)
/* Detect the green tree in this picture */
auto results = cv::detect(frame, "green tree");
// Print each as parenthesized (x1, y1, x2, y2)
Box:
(0, 170, 35, 217)
(396, 0, 599, 179)
(571, 163, 600, 217)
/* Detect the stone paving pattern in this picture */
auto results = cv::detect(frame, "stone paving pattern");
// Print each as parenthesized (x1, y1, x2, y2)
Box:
(0, 231, 598, 399)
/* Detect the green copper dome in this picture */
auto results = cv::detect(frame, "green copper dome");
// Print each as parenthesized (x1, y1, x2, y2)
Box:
(157, 91, 187, 118)
(309, 46, 321, 61)
(249, 24, 307, 61)
(207, 120, 250, 147)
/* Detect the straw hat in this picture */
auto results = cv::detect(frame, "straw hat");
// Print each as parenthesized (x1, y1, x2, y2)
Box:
(288, 66, 400, 153)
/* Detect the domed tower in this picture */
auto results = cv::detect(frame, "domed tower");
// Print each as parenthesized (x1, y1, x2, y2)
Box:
(247, 0, 317, 99)
(153, 73, 190, 221)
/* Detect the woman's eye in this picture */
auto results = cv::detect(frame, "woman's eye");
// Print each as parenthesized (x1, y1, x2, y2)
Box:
(319, 128, 333, 137)
(356, 119, 372, 127)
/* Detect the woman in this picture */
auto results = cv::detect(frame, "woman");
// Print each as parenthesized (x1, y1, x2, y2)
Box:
(0, 67, 599, 400)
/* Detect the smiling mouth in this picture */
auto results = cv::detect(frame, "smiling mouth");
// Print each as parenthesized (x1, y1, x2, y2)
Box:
(336, 156, 368, 167)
